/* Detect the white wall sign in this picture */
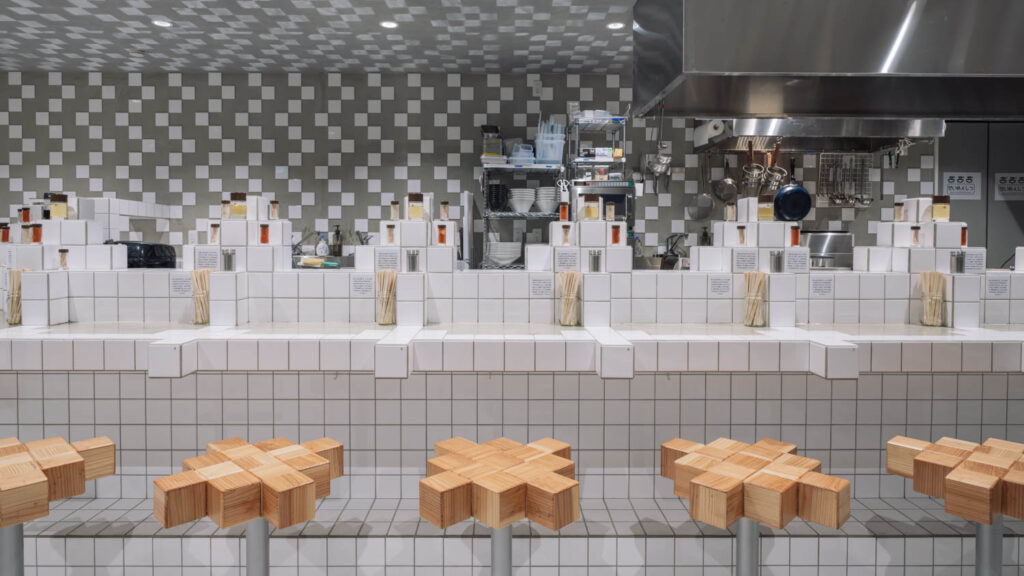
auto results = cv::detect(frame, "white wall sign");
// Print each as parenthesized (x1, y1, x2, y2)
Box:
(942, 172, 982, 200)
(995, 173, 1024, 201)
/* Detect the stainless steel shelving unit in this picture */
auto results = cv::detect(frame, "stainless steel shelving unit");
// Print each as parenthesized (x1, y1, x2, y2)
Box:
(567, 114, 635, 229)
(479, 162, 564, 270)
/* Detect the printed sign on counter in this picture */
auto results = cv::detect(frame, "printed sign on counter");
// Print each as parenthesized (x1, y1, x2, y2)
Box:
(943, 172, 982, 200)
(530, 275, 554, 298)
(963, 250, 986, 274)
(784, 248, 809, 273)
(732, 248, 757, 272)
(195, 248, 220, 270)
(351, 273, 375, 297)
(809, 274, 835, 298)
(708, 275, 732, 297)
(553, 247, 579, 272)
(170, 272, 193, 297)
(995, 173, 1024, 201)
(375, 247, 400, 270)
(986, 274, 1010, 299)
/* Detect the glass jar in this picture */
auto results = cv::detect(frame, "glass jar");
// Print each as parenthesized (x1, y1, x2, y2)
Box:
(50, 193, 68, 219)
(59, 248, 69, 270)
(911, 225, 921, 247)
(270, 200, 279, 220)
(260, 223, 270, 244)
(582, 194, 601, 221)
(387, 224, 396, 245)
(757, 195, 775, 221)
(407, 193, 424, 220)
(893, 202, 904, 222)
(31, 224, 42, 243)
(606, 202, 615, 221)
(725, 202, 736, 221)
(559, 202, 569, 221)
(611, 223, 621, 245)
(961, 225, 968, 247)
(209, 223, 220, 244)
(21, 225, 30, 243)
(790, 225, 800, 247)
(221, 200, 231, 220)
(932, 195, 951, 222)
(737, 225, 747, 246)
(440, 201, 449, 221)
(561, 224, 571, 245)
(0, 224, 8, 243)
(20, 207, 30, 223)
(390, 201, 400, 220)
(230, 193, 247, 219)
(437, 223, 447, 245)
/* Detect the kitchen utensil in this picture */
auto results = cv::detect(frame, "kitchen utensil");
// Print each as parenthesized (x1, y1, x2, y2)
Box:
(688, 154, 715, 219)
(713, 158, 738, 202)
(486, 183, 509, 211)
(508, 188, 536, 212)
(774, 158, 812, 221)
(802, 231, 854, 269)
(742, 141, 765, 198)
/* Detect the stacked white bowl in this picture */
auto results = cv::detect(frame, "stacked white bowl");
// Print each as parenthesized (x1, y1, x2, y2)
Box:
(486, 242, 522, 266)
(508, 188, 535, 213)
(535, 186, 558, 213)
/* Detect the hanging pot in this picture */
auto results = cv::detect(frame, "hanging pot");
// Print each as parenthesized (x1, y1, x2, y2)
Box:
(774, 157, 812, 221)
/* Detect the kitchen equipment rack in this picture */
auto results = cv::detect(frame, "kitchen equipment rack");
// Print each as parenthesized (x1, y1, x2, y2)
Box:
(817, 152, 873, 206)
(479, 163, 564, 270)
(567, 113, 636, 230)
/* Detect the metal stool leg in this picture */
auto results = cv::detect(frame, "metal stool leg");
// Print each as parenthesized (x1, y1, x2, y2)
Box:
(736, 517, 760, 576)
(246, 518, 270, 576)
(0, 524, 24, 576)
(975, 515, 1003, 576)
(491, 525, 512, 576)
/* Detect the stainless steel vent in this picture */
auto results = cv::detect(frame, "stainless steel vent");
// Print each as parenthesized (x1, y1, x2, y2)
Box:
(633, 0, 1024, 119)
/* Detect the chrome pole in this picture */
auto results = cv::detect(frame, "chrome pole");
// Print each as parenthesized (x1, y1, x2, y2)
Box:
(491, 525, 512, 576)
(975, 515, 1003, 576)
(0, 524, 24, 576)
(246, 518, 269, 576)
(735, 517, 760, 576)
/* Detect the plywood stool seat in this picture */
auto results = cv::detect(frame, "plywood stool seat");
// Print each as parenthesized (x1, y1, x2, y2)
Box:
(420, 470, 472, 529)
(472, 471, 526, 529)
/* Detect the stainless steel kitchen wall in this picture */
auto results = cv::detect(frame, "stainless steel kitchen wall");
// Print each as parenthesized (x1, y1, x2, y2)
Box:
(0, 72, 935, 259)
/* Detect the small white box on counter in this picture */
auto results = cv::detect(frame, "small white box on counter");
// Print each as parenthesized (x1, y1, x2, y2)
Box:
(736, 197, 758, 222)
(44, 246, 85, 270)
(379, 220, 401, 246)
(904, 197, 933, 222)
(400, 220, 428, 247)
(757, 222, 788, 248)
(853, 246, 869, 271)
(246, 196, 270, 221)
(909, 248, 936, 273)
(427, 246, 455, 273)
(868, 247, 892, 272)
(246, 220, 292, 246)
(606, 246, 632, 273)
(59, 220, 87, 245)
(934, 222, 966, 249)
(247, 246, 276, 272)
(432, 221, 456, 247)
(578, 221, 607, 247)
(890, 248, 910, 272)
(723, 222, 755, 247)
(691, 246, 728, 272)
(219, 220, 248, 246)
(525, 245, 552, 271)
(548, 221, 576, 247)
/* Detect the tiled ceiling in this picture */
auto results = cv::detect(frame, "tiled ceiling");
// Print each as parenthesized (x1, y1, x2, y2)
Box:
(0, 0, 635, 73)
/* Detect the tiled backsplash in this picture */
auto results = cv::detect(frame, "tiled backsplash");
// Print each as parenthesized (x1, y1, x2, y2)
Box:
(0, 72, 935, 263)
(5, 370, 1022, 503)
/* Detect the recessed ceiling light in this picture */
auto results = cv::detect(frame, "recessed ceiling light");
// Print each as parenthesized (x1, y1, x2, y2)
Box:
(380, 21, 398, 29)
(606, 22, 625, 30)
(152, 19, 172, 28)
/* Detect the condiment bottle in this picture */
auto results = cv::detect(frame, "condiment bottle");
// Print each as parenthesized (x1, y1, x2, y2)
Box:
(260, 223, 270, 244)
(893, 202, 904, 222)
(932, 195, 951, 222)
(230, 193, 248, 219)
(0, 224, 8, 243)
(32, 223, 42, 243)
(437, 223, 447, 245)
(440, 201, 449, 220)
(725, 202, 736, 221)
(583, 194, 601, 221)
(20, 207, 30, 223)
(611, 223, 621, 245)
(606, 202, 615, 221)
(559, 202, 569, 221)
(387, 224, 396, 244)
(209, 223, 220, 244)
(221, 200, 231, 220)
(21, 224, 30, 243)
(961, 225, 968, 247)
(737, 225, 746, 246)
(49, 193, 68, 219)
(270, 200, 279, 220)
(790, 225, 800, 247)
(58, 248, 69, 270)
(407, 193, 424, 220)
(757, 195, 774, 221)
(911, 225, 921, 247)
(561, 224, 571, 245)
(390, 201, 400, 220)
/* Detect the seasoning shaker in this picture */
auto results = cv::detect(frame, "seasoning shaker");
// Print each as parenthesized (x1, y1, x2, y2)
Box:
(222, 249, 235, 271)
(589, 249, 602, 273)
(407, 249, 420, 272)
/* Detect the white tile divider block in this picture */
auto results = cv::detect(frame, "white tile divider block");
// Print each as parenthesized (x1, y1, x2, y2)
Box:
(375, 326, 417, 378)
(586, 326, 633, 379)
(412, 329, 445, 372)
(563, 330, 596, 373)
(534, 334, 566, 372)
(504, 335, 535, 372)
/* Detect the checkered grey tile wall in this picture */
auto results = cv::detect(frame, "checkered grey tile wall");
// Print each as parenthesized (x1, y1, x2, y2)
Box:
(0, 1, 634, 73)
(0, 72, 932, 261)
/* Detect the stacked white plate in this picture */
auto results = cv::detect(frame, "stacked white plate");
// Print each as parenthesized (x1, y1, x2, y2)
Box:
(535, 186, 558, 213)
(486, 242, 522, 266)
(509, 188, 535, 213)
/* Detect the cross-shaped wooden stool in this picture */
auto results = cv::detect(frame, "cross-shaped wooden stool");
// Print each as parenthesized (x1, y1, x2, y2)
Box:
(153, 437, 343, 576)
(0, 436, 115, 576)
(887, 435, 1024, 576)
(662, 437, 851, 576)
(419, 437, 579, 576)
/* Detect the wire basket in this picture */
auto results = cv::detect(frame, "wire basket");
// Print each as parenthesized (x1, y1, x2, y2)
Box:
(817, 153, 873, 206)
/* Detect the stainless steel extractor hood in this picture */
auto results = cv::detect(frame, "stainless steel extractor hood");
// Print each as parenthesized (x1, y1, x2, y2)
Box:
(692, 117, 946, 152)
(633, 0, 1024, 120)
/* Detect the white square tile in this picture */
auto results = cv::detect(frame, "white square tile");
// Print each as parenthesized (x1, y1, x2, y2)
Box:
(258, 340, 289, 370)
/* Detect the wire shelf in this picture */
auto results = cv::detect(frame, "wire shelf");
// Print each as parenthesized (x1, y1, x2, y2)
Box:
(480, 262, 525, 270)
(571, 116, 628, 134)
(817, 152, 874, 206)
(484, 211, 560, 220)
(482, 163, 564, 173)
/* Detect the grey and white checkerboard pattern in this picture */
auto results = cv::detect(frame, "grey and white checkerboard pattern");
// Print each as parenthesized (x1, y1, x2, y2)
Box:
(0, 72, 930, 259)
(0, 1, 634, 73)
